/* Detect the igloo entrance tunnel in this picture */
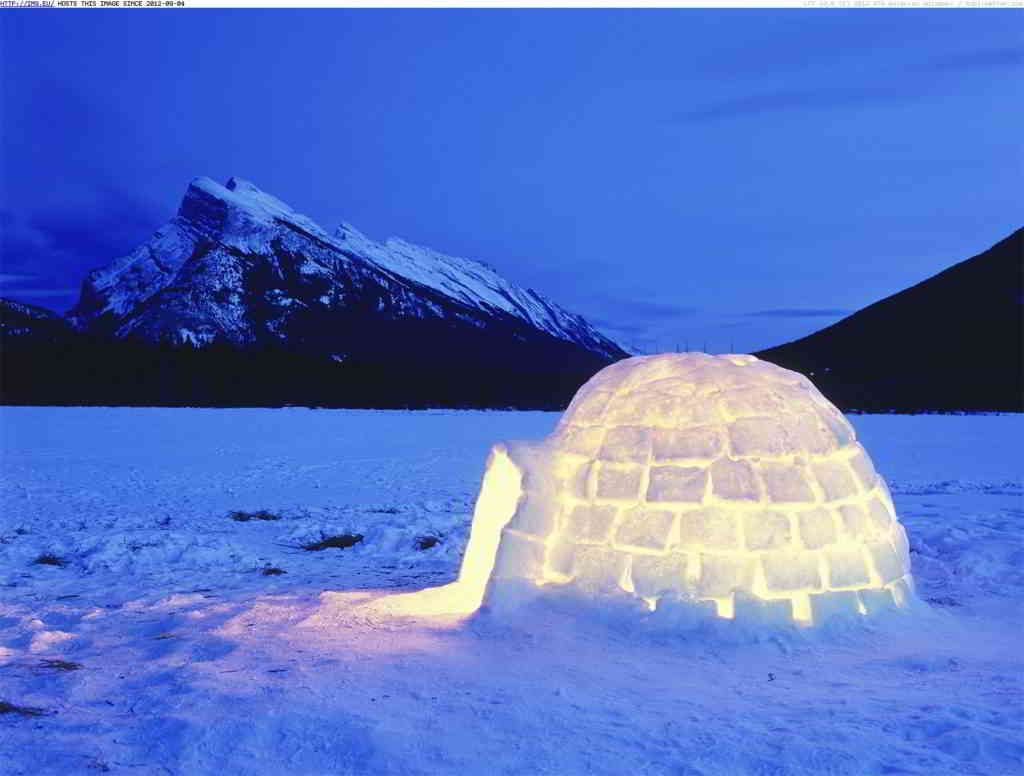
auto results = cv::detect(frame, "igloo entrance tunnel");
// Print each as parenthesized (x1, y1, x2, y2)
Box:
(388, 353, 915, 628)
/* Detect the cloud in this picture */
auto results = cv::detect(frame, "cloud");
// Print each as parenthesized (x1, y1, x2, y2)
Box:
(1, 287, 79, 298)
(678, 45, 1022, 124)
(921, 46, 1024, 72)
(2, 79, 171, 312)
(0, 197, 159, 315)
(744, 308, 850, 318)
(678, 85, 923, 123)
(599, 298, 700, 322)
(2, 202, 153, 275)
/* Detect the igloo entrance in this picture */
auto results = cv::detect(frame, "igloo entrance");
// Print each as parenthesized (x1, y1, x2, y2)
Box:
(385, 353, 916, 628)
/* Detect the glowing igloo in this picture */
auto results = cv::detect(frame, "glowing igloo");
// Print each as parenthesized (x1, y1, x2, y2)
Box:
(393, 353, 916, 628)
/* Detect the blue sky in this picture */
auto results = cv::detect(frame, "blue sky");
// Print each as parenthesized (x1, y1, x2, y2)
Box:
(2, 9, 1020, 353)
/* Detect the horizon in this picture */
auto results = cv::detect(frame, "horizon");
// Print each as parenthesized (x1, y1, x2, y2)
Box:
(2, 9, 1020, 354)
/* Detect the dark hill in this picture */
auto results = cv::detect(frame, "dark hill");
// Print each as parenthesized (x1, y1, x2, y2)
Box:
(756, 228, 1023, 412)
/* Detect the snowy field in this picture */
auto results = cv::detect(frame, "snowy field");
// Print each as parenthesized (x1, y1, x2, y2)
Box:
(0, 407, 1021, 776)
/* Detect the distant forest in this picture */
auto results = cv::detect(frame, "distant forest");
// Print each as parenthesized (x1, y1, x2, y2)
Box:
(4, 331, 1020, 412)
(0, 333, 610, 411)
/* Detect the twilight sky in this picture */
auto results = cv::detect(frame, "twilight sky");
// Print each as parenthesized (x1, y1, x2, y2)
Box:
(2, 9, 1020, 353)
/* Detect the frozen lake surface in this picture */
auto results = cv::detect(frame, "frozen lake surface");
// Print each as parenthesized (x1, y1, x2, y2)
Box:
(1, 408, 1021, 775)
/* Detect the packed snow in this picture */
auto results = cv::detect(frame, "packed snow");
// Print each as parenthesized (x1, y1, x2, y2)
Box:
(0, 407, 1021, 775)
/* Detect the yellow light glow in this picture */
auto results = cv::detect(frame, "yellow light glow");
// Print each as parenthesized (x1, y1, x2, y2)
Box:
(715, 595, 735, 619)
(366, 444, 522, 618)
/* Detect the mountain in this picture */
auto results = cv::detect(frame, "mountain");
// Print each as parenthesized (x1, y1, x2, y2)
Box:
(756, 228, 1023, 412)
(4, 177, 626, 409)
(68, 176, 622, 361)
(0, 298, 76, 343)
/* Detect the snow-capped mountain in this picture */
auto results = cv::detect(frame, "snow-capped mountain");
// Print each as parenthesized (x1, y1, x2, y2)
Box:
(69, 176, 624, 361)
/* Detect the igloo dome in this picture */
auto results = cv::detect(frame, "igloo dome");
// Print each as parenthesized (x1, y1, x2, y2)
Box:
(387, 353, 916, 628)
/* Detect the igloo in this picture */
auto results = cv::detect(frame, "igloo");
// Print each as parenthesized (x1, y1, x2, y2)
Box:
(387, 353, 916, 628)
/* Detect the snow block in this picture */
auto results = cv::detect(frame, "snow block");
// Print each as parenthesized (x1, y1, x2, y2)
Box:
(710, 458, 762, 502)
(796, 507, 838, 550)
(838, 504, 869, 538)
(506, 495, 556, 537)
(564, 504, 618, 544)
(866, 540, 904, 585)
(759, 460, 815, 503)
(607, 388, 684, 426)
(812, 459, 859, 502)
(613, 507, 677, 552)
(697, 553, 756, 598)
(890, 524, 911, 567)
(847, 444, 878, 491)
(572, 546, 629, 594)
(557, 425, 604, 459)
(720, 386, 786, 419)
(598, 425, 651, 463)
(651, 426, 723, 461)
(888, 576, 914, 607)
(858, 587, 897, 616)
(547, 540, 576, 578)
(876, 477, 896, 513)
(646, 466, 708, 503)
(865, 498, 895, 538)
(815, 404, 856, 447)
(595, 463, 644, 500)
(673, 396, 723, 427)
(492, 531, 546, 581)
(733, 592, 793, 626)
(631, 553, 690, 598)
(809, 590, 861, 624)
(555, 460, 593, 500)
(743, 511, 792, 551)
(823, 545, 872, 588)
(788, 411, 836, 456)
(761, 550, 822, 593)
(606, 388, 682, 428)
(679, 507, 740, 551)
(728, 416, 794, 458)
(570, 390, 613, 425)
(650, 596, 719, 628)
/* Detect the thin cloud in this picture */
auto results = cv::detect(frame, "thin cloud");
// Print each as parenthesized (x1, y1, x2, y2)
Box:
(2, 288, 79, 298)
(745, 308, 850, 318)
(603, 299, 700, 322)
(2, 78, 169, 302)
(921, 46, 1024, 72)
(678, 85, 923, 123)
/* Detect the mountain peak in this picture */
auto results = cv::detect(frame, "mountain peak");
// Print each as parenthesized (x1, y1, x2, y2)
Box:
(179, 176, 328, 244)
(186, 176, 297, 217)
(225, 176, 263, 195)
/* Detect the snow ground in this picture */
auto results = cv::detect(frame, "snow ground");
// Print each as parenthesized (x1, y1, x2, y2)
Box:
(0, 408, 1021, 776)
